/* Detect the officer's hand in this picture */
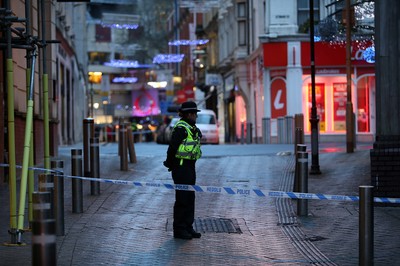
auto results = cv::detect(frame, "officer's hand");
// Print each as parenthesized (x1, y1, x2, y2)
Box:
(163, 161, 172, 171)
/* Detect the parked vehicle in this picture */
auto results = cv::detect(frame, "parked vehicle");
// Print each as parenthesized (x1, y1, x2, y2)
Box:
(157, 109, 219, 144)
(196, 109, 219, 144)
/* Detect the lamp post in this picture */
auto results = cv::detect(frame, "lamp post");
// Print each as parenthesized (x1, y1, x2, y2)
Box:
(309, 0, 321, 175)
(345, 0, 355, 153)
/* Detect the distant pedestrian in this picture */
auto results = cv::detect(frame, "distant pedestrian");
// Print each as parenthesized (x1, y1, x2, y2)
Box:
(163, 101, 202, 240)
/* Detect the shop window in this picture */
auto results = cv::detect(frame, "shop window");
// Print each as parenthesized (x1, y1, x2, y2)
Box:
(333, 83, 347, 131)
(357, 77, 372, 133)
(308, 83, 325, 132)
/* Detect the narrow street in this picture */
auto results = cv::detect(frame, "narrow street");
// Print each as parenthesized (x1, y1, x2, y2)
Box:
(55, 142, 306, 265)
(2, 142, 399, 265)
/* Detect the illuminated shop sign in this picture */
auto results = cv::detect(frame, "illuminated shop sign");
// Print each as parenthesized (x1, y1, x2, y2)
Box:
(361, 46, 375, 63)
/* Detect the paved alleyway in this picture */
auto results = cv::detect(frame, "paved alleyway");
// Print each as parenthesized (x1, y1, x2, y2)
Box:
(0, 142, 399, 265)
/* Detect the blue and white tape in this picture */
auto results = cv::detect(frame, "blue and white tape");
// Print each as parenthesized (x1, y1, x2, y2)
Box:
(1, 163, 400, 204)
(59, 173, 400, 204)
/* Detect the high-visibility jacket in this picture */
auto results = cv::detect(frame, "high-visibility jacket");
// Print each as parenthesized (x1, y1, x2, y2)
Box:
(174, 120, 202, 161)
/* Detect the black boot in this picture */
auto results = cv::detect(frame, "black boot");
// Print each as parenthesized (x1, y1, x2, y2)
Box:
(188, 228, 201, 238)
(174, 230, 193, 240)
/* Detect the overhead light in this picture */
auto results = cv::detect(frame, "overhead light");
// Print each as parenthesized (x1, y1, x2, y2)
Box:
(112, 77, 138, 83)
(169, 39, 209, 46)
(153, 54, 185, 64)
(88, 71, 102, 83)
(104, 60, 152, 68)
(147, 81, 168, 88)
(101, 13, 140, 30)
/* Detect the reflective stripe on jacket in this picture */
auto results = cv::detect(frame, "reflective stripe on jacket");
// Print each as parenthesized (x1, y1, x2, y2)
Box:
(174, 120, 202, 160)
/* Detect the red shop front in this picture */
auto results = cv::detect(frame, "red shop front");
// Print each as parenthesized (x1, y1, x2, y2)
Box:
(263, 40, 375, 142)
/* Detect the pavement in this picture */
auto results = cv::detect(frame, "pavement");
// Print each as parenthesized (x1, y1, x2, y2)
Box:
(0, 141, 400, 266)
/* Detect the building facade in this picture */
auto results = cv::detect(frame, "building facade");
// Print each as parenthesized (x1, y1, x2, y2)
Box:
(198, 0, 375, 143)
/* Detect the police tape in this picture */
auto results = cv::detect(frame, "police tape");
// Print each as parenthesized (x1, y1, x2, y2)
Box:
(2, 163, 400, 204)
(51, 173, 400, 204)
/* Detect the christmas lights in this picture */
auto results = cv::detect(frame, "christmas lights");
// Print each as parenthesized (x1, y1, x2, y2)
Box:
(101, 23, 139, 30)
(153, 54, 185, 64)
(362, 46, 375, 63)
(104, 60, 152, 68)
(168, 39, 209, 46)
(101, 13, 140, 30)
(112, 77, 138, 83)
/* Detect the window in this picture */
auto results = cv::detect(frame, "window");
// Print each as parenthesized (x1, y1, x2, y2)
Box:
(237, 2, 246, 18)
(357, 76, 373, 133)
(238, 21, 246, 46)
(237, 2, 247, 46)
(95, 24, 111, 42)
(88, 52, 110, 65)
(298, 0, 320, 32)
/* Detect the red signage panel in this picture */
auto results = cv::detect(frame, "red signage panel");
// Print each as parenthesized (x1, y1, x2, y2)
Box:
(271, 79, 287, 118)
(263, 43, 287, 67)
(301, 41, 375, 67)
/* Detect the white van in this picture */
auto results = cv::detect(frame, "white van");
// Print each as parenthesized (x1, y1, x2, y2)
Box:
(196, 109, 219, 144)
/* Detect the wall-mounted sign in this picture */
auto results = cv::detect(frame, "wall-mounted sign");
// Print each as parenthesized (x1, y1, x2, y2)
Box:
(271, 78, 287, 119)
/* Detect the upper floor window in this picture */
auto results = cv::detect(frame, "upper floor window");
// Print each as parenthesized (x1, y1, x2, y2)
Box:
(237, 2, 246, 18)
(237, 1, 247, 46)
(88, 52, 110, 65)
(96, 24, 111, 42)
(298, 0, 320, 33)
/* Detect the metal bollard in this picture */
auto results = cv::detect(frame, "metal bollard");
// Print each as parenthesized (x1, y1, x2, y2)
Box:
(277, 117, 285, 144)
(297, 152, 308, 216)
(285, 116, 294, 144)
(246, 122, 252, 144)
(359, 185, 374, 266)
(262, 117, 271, 144)
(32, 192, 52, 221)
(83, 118, 94, 179)
(31, 219, 56, 266)
(294, 127, 305, 153)
(294, 113, 304, 131)
(126, 125, 137, 163)
(71, 149, 83, 213)
(240, 122, 245, 144)
(32, 187, 57, 265)
(38, 173, 54, 219)
(51, 160, 64, 236)
(119, 123, 128, 171)
(294, 144, 307, 192)
(90, 138, 100, 195)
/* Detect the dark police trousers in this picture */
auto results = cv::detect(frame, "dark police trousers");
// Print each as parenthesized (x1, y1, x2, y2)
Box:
(172, 160, 196, 233)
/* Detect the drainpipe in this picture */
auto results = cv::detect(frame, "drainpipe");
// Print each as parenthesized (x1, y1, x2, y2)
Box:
(40, 0, 50, 169)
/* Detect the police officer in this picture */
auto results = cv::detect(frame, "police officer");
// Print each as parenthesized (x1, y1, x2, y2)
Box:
(163, 101, 202, 240)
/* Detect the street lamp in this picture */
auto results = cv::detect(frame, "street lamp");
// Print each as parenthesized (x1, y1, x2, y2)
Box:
(345, 0, 355, 153)
(309, 0, 321, 174)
